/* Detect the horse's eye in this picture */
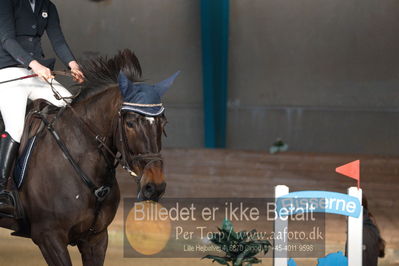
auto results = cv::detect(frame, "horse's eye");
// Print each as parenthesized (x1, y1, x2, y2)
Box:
(126, 121, 134, 128)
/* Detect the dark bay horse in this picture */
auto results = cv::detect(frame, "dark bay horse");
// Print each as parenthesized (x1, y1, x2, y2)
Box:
(0, 49, 174, 265)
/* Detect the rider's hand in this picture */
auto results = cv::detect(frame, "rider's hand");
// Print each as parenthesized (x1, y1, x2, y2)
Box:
(29, 60, 54, 81)
(68, 61, 84, 84)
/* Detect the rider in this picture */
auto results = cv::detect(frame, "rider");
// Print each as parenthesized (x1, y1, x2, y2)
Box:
(0, 0, 84, 214)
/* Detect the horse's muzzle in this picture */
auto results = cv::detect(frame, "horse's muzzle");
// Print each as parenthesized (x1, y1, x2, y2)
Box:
(139, 182, 166, 202)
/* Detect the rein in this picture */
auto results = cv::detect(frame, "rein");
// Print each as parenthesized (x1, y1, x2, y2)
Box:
(47, 77, 162, 183)
(0, 70, 73, 85)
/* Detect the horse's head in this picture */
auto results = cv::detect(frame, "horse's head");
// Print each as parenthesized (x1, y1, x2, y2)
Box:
(115, 71, 179, 202)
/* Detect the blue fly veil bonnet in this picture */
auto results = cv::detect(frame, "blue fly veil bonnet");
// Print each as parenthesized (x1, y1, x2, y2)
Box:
(118, 71, 180, 116)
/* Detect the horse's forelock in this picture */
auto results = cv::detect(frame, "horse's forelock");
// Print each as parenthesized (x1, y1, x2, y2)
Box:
(73, 49, 142, 103)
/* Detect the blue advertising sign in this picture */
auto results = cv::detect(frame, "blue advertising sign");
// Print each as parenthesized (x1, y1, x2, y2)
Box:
(276, 191, 362, 218)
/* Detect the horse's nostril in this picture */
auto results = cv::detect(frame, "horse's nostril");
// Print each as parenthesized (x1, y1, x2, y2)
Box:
(145, 183, 155, 193)
(141, 182, 166, 201)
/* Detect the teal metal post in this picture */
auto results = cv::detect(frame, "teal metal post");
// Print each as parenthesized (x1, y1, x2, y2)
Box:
(200, 0, 229, 148)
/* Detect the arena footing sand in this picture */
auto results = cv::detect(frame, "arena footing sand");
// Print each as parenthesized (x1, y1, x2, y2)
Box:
(0, 149, 397, 265)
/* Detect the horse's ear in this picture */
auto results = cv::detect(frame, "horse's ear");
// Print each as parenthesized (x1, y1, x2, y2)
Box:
(118, 71, 130, 97)
(155, 71, 180, 96)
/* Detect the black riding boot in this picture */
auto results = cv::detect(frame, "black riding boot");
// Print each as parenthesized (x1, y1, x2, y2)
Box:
(0, 132, 19, 214)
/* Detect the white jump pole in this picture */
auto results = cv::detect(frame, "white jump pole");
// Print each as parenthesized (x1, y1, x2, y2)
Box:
(274, 185, 289, 266)
(347, 187, 363, 266)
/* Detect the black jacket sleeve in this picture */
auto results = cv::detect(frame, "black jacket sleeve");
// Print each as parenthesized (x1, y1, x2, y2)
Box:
(0, 0, 34, 67)
(46, 2, 76, 67)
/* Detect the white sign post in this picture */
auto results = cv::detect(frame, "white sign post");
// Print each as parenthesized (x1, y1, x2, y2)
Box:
(273, 185, 289, 266)
(347, 187, 363, 266)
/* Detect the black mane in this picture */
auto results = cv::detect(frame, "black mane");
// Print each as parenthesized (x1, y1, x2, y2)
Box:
(73, 49, 142, 103)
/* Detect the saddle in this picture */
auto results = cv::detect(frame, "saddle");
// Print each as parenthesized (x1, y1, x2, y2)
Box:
(0, 100, 62, 237)
(0, 100, 61, 191)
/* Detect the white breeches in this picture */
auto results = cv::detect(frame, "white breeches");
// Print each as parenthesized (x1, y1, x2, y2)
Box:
(0, 67, 72, 142)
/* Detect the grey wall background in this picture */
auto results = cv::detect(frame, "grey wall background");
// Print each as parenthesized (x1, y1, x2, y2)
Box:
(44, 0, 399, 155)
(44, 0, 204, 148)
(228, 0, 399, 155)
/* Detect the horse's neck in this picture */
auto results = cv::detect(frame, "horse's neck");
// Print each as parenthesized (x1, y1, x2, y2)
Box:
(73, 87, 121, 138)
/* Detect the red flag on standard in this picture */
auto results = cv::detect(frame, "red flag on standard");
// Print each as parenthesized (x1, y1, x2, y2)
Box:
(335, 160, 360, 188)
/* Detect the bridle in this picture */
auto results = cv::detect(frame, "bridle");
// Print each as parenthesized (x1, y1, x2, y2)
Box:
(117, 110, 163, 191)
